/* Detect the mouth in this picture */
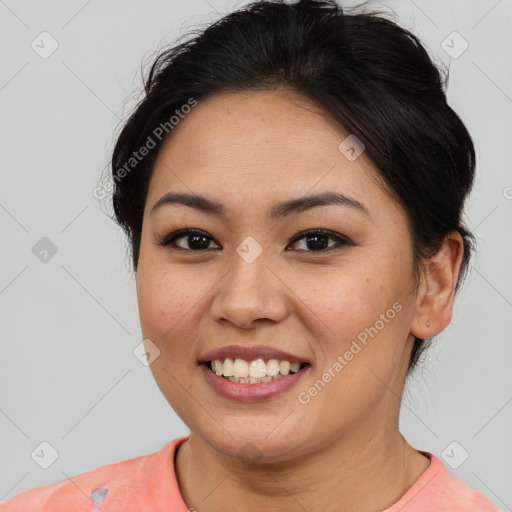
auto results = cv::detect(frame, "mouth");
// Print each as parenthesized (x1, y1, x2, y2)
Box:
(204, 358, 310, 384)
(198, 345, 311, 401)
(198, 346, 311, 402)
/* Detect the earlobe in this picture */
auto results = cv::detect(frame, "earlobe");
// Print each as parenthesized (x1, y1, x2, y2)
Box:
(411, 231, 465, 340)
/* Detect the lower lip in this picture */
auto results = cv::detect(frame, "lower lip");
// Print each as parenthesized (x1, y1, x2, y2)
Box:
(200, 364, 309, 402)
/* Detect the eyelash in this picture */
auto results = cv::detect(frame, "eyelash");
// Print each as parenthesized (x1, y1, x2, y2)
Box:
(158, 228, 351, 253)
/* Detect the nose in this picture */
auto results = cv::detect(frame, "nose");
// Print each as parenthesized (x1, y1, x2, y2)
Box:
(210, 246, 290, 329)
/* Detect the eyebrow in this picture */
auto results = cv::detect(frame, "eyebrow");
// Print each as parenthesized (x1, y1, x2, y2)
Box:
(150, 191, 369, 219)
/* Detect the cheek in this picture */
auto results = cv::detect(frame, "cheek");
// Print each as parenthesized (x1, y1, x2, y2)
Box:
(136, 258, 200, 351)
(300, 262, 413, 403)
(291, 259, 414, 408)
(295, 261, 407, 342)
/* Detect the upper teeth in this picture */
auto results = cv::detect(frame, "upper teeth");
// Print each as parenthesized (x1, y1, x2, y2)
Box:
(211, 358, 301, 378)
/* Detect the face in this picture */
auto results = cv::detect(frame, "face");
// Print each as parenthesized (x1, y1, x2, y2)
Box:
(136, 89, 419, 462)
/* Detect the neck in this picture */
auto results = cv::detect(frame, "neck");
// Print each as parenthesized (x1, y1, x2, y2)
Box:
(175, 421, 430, 512)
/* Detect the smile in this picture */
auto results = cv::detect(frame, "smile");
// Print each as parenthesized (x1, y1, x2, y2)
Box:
(207, 358, 307, 383)
(199, 356, 310, 402)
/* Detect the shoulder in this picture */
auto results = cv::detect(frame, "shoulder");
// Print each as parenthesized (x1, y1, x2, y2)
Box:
(0, 452, 146, 511)
(386, 453, 501, 512)
(0, 438, 186, 512)
(428, 454, 500, 511)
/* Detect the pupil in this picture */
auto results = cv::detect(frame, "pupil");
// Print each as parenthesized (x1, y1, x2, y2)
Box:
(189, 235, 209, 250)
(307, 234, 328, 250)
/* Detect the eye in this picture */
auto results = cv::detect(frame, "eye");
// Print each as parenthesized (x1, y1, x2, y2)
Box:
(159, 229, 220, 251)
(159, 228, 351, 253)
(286, 229, 351, 252)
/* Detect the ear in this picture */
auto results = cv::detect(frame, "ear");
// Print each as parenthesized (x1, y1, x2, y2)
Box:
(411, 230, 465, 339)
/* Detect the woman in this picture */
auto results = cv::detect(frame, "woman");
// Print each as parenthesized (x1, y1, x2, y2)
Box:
(1, 0, 500, 510)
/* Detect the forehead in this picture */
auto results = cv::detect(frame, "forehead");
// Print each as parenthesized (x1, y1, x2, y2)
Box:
(147, 89, 393, 214)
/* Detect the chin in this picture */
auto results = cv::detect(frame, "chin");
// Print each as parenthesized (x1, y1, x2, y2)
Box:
(192, 422, 313, 465)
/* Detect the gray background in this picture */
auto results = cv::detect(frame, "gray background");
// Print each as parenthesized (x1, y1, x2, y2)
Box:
(0, 0, 511, 508)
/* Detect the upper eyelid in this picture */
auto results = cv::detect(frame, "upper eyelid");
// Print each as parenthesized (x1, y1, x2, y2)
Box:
(288, 229, 350, 244)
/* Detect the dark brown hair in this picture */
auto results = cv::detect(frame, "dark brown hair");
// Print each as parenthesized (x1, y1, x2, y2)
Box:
(110, 0, 475, 371)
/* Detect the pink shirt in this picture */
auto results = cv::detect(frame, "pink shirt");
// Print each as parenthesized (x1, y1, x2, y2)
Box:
(0, 437, 500, 511)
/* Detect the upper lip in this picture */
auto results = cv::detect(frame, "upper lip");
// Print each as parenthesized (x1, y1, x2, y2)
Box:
(198, 345, 310, 364)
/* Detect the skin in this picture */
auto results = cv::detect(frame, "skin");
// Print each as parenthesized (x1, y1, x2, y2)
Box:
(136, 89, 464, 511)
